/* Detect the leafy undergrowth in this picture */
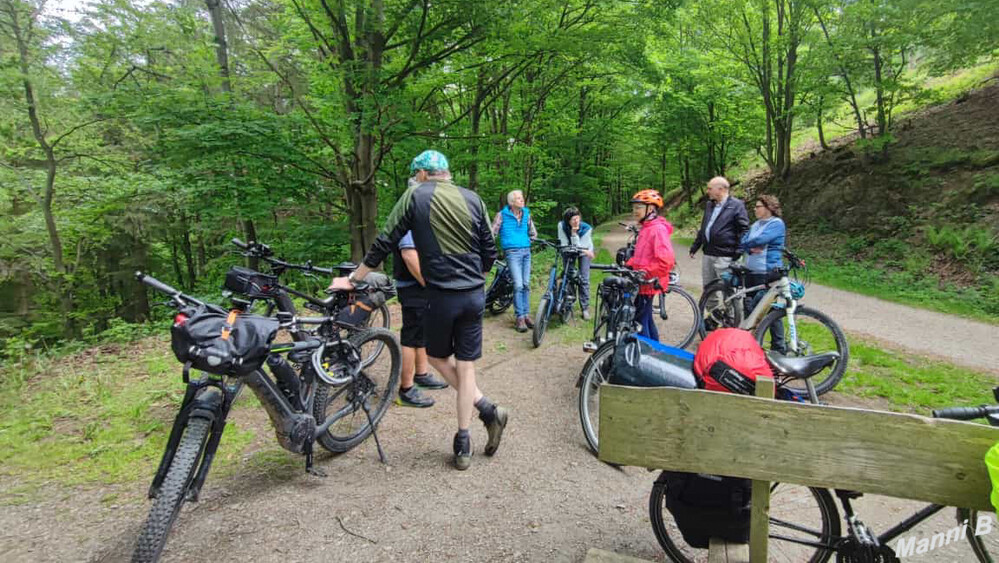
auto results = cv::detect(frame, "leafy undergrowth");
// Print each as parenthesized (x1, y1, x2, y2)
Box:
(837, 336, 999, 413)
(0, 335, 263, 503)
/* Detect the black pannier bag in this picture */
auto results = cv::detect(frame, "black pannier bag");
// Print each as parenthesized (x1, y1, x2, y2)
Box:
(336, 272, 395, 328)
(224, 266, 279, 299)
(608, 334, 698, 389)
(661, 470, 752, 548)
(170, 305, 279, 376)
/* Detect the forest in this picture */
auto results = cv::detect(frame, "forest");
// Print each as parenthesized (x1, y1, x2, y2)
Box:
(1, 0, 996, 352)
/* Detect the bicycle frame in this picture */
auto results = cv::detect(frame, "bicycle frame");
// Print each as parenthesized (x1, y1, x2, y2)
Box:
(719, 275, 802, 354)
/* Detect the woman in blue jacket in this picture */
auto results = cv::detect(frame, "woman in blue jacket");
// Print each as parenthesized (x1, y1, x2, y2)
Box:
(492, 190, 538, 332)
(740, 194, 786, 351)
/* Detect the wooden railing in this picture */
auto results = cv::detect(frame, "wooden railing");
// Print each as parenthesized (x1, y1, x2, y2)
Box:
(598, 377, 999, 561)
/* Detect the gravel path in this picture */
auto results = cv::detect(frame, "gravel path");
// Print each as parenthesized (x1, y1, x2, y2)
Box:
(601, 228, 999, 375)
(0, 229, 995, 562)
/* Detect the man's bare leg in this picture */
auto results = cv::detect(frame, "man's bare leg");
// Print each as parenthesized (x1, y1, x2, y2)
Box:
(428, 355, 484, 427)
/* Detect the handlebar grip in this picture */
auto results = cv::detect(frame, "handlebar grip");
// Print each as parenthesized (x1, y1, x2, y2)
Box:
(231, 237, 249, 250)
(591, 263, 617, 271)
(135, 271, 180, 296)
(932, 406, 992, 420)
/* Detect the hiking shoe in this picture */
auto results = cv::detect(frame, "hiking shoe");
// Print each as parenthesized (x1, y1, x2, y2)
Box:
(515, 318, 528, 333)
(523, 316, 535, 329)
(396, 386, 434, 408)
(414, 373, 449, 390)
(483, 406, 509, 456)
(453, 432, 472, 470)
(581, 309, 591, 321)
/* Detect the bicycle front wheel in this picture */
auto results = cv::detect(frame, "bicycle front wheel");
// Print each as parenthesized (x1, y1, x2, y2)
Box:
(655, 286, 701, 349)
(132, 416, 212, 563)
(755, 306, 849, 396)
(649, 475, 840, 563)
(315, 328, 401, 453)
(578, 341, 616, 455)
(532, 296, 552, 348)
(698, 280, 742, 332)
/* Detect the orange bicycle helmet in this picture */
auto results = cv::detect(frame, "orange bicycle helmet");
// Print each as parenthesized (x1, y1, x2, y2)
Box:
(630, 189, 664, 208)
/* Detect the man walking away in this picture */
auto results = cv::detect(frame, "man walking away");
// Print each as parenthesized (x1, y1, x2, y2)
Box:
(689, 176, 750, 310)
(331, 150, 509, 471)
(392, 230, 449, 407)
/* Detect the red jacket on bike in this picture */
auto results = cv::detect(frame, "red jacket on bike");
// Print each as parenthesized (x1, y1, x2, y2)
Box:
(627, 215, 675, 296)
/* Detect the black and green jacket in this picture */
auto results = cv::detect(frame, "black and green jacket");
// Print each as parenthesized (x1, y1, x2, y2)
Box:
(363, 180, 498, 291)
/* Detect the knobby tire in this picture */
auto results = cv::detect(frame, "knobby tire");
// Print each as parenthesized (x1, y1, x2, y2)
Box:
(132, 416, 212, 563)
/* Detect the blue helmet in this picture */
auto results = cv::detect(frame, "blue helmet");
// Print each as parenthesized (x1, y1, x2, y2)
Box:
(410, 150, 450, 174)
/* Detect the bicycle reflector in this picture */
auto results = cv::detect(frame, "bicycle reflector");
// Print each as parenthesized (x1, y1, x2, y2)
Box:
(790, 281, 805, 300)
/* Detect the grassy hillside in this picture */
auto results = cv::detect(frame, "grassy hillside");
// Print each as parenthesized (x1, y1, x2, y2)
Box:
(721, 76, 999, 322)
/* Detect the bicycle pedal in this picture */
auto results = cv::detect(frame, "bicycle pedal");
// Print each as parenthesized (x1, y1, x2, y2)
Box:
(583, 341, 598, 353)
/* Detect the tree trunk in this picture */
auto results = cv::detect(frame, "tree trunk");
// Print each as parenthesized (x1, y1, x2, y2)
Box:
(180, 213, 197, 289)
(817, 99, 829, 150)
(205, 0, 233, 93)
(871, 38, 887, 137)
(243, 219, 259, 270)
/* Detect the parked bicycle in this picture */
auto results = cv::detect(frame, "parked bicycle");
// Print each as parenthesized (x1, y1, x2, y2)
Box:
(613, 222, 702, 350)
(130, 272, 400, 563)
(532, 240, 586, 348)
(485, 259, 514, 315)
(231, 238, 391, 366)
(698, 249, 848, 397)
(648, 387, 999, 563)
(579, 263, 838, 455)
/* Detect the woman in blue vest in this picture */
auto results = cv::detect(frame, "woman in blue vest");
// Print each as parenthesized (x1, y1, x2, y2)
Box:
(492, 190, 538, 332)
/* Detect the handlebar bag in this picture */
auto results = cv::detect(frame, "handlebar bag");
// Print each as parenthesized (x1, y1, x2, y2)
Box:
(170, 305, 279, 376)
(224, 266, 279, 299)
(608, 334, 697, 389)
(693, 328, 771, 395)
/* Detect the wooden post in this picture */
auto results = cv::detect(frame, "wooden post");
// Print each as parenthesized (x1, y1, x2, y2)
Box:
(749, 377, 774, 562)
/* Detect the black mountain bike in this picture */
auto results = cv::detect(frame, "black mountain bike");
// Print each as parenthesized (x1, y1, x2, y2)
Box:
(232, 239, 391, 366)
(532, 241, 586, 348)
(614, 222, 702, 349)
(130, 272, 400, 563)
(649, 388, 999, 562)
(485, 259, 514, 315)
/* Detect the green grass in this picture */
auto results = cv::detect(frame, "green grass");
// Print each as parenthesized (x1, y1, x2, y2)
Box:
(838, 337, 999, 413)
(0, 336, 260, 501)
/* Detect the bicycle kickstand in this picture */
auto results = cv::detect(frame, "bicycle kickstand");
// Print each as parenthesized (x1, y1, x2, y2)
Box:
(360, 398, 389, 465)
(304, 440, 327, 478)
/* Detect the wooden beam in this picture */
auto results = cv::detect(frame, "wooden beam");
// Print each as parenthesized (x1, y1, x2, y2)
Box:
(749, 377, 774, 562)
(708, 538, 750, 563)
(583, 547, 651, 562)
(598, 385, 999, 511)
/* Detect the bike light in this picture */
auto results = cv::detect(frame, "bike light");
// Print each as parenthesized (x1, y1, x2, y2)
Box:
(173, 313, 189, 327)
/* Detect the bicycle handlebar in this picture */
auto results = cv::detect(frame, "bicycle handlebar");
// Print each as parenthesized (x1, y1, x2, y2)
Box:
(135, 271, 226, 313)
(231, 238, 342, 276)
(932, 405, 999, 421)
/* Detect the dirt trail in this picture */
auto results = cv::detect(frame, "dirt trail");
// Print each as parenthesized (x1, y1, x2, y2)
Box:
(1, 231, 996, 562)
(600, 228, 999, 375)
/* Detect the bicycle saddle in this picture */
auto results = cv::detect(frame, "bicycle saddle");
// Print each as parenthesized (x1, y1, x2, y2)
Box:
(767, 351, 839, 379)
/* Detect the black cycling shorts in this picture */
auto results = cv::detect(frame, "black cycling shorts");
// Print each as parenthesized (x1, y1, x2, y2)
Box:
(424, 287, 484, 361)
(397, 285, 428, 349)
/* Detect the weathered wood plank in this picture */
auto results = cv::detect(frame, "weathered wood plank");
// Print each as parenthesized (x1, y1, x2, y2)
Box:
(598, 385, 999, 510)
(583, 547, 652, 563)
(708, 537, 750, 563)
(749, 377, 774, 563)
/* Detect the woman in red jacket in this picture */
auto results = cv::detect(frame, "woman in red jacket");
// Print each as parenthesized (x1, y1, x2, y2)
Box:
(626, 189, 676, 342)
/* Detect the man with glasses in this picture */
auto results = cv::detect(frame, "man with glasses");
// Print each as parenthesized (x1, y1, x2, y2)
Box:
(689, 176, 750, 297)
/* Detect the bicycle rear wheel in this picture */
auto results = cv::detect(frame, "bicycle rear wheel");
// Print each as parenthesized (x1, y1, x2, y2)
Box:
(315, 328, 401, 453)
(649, 475, 839, 563)
(654, 286, 701, 349)
(961, 508, 999, 562)
(132, 416, 212, 563)
(698, 280, 742, 332)
(754, 306, 848, 396)
(578, 341, 616, 455)
(345, 303, 391, 368)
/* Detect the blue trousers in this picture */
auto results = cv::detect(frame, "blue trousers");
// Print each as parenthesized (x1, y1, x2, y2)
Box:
(505, 247, 532, 318)
(635, 295, 659, 342)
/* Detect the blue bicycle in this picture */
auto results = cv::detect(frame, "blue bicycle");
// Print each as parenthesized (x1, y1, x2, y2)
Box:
(532, 240, 586, 348)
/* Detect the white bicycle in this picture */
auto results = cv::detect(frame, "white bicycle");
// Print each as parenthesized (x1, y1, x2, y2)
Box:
(698, 250, 848, 399)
